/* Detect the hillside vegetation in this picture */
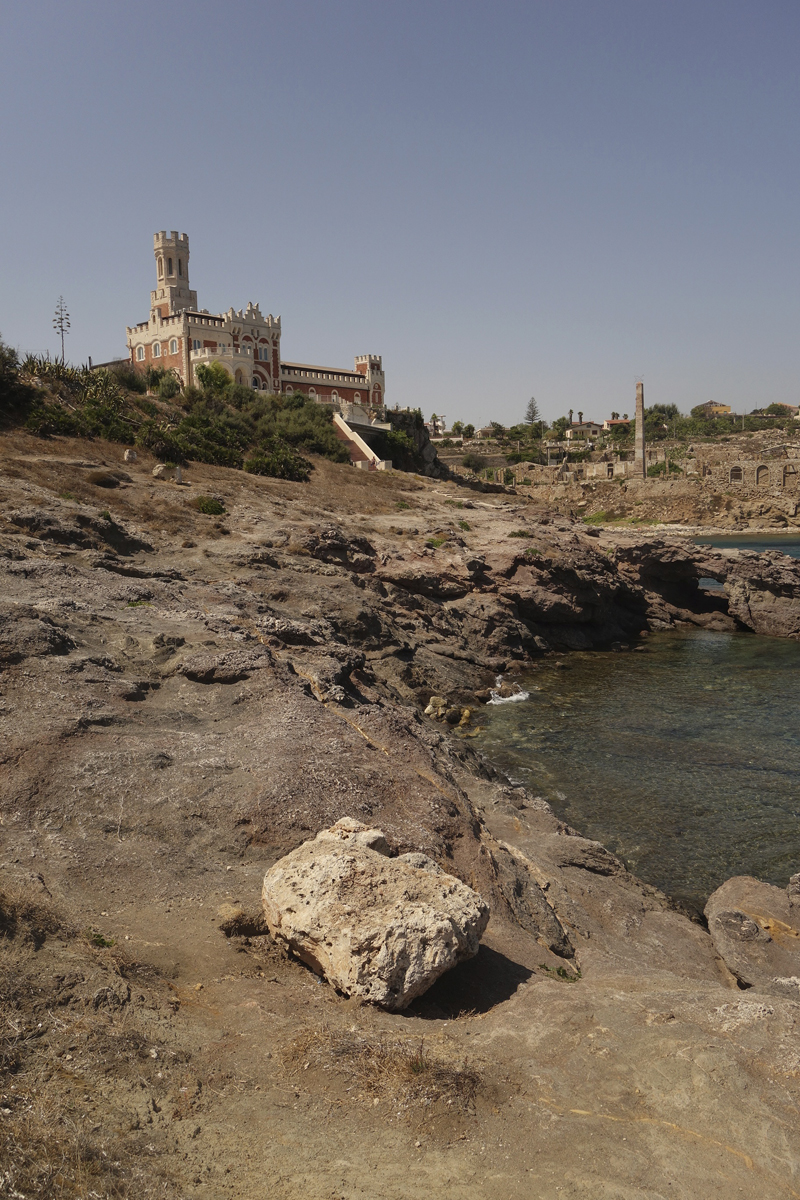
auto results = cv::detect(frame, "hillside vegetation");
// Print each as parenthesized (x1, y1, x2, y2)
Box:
(0, 339, 352, 481)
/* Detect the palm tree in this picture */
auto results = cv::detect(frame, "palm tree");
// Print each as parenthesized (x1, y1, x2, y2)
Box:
(568, 408, 574, 426)
(578, 410, 583, 424)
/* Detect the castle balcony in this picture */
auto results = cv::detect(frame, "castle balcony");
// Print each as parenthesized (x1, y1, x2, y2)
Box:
(189, 344, 260, 387)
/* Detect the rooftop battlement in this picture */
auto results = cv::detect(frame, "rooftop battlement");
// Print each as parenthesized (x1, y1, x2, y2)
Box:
(154, 230, 189, 250)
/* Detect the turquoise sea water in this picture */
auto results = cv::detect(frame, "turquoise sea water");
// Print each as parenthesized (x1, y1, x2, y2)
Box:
(474, 629, 800, 911)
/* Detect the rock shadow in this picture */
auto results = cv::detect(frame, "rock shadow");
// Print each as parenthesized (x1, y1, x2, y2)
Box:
(406, 944, 533, 1019)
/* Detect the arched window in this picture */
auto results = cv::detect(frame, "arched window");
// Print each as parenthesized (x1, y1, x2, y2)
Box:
(756, 465, 769, 486)
(730, 466, 743, 483)
(169, 338, 178, 354)
(353, 392, 361, 402)
(136, 345, 145, 361)
(158, 257, 163, 278)
(178, 259, 183, 277)
(252, 376, 260, 389)
(308, 387, 316, 396)
(168, 257, 173, 275)
(235, 369, 243, 385)
(152, 343, 161, 358)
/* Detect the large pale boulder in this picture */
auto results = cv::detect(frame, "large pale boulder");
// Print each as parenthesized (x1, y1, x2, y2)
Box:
(261, 817, 490, 1010)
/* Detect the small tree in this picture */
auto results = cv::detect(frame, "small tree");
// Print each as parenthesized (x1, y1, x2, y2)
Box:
(577, 410, 583, 424)
(525, 396, 540, 425)
(568, 408, 573, 426)
(196, 361, 233, 395)
(53, 296, 70, 363)
(451, 420, 464, 436)
(462, 451, 487, 473)
(463, 423, 475, 438)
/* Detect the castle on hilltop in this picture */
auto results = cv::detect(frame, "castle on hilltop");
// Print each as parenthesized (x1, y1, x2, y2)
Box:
(126, 232, 385, 410)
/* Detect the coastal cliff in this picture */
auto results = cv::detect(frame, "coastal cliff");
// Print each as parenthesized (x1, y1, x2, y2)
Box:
(2, 430, 799, 1199)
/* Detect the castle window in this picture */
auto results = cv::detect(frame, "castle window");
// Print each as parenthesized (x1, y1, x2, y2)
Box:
(252, 377, 260, 389)
(757, 465, 769, 486)
(136, 346, 145, 361)
(158, 258, 163, 278)
(178, 259, 183, 277)
(169, 338, 178, 354)
(152, 343, 161, 358)
(168, 257, 173, 275)
(192, 339, 201, 350)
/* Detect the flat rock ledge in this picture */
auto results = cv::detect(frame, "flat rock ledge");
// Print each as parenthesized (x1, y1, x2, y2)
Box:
(261, 817, 490, 1010)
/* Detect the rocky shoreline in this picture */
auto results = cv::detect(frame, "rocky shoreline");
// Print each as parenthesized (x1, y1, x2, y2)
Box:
(2, 431, 800, 1198)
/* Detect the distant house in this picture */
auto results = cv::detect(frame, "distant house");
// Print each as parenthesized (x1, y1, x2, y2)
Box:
(566, 420, 603, 439)
(425, 414, 447, 437)
(693, 401, 732, 417)
(603, 418, 631, 431)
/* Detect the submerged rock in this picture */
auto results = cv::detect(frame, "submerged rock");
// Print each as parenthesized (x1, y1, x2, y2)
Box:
(261, 817, 489, 1009)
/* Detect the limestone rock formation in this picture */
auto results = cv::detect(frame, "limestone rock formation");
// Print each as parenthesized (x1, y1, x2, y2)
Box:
(261, 817, 490, 1009)
(704, 875, 800, 996)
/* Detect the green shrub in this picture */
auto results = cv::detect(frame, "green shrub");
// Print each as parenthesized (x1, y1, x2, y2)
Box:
(507, 529, 530, 538)
(135, 419, 187, 463)
(462, 452, 487, 472)
(457, 519, 471, 531)
(244, 440, 312, 482)
(396, 500, 410, 510)
(647, 461, 682, 477)
(109, 363, 147, 393)
(192, 495, 226, 515)
(158, 372, 180, 399)
(195, 361, 232, 395)
(144, 365, 167, 391)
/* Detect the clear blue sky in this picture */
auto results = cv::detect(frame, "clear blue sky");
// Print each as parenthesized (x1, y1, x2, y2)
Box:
(1, 1, 798, 425)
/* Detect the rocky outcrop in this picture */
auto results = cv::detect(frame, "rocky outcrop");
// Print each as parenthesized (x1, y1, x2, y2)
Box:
(704, 875, 800, 996)
(261, 817, 490, 1009)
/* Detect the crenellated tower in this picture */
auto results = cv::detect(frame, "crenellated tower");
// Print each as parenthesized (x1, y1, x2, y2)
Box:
(151, 231, 197, 317)
(355, 354, 385, 410)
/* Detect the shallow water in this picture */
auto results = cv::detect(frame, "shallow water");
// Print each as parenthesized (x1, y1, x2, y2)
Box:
(473, 630, 800, 910)
(693, 532, 800, 558)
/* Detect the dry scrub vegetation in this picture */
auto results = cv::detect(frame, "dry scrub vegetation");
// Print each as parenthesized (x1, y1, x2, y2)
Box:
(0, 886, 178, 1200)
(284, 1025, 482, 1115)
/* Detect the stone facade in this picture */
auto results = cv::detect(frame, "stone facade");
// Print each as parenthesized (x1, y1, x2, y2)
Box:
(126, 232, 385, 410)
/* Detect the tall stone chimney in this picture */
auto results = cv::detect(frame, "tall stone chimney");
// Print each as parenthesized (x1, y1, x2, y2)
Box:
(634, 381, 646, 479)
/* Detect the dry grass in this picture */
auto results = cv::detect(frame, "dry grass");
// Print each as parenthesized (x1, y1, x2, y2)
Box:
(284, 1025, 482, 1113)
(0, 1077, 178, 1199)
(0, 884, 179, 1199)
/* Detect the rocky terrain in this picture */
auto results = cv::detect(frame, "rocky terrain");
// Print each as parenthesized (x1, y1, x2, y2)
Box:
(2, 429, 800, 1199)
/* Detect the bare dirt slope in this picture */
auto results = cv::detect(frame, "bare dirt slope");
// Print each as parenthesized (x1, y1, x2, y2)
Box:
(1, 432, 799, 1200)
